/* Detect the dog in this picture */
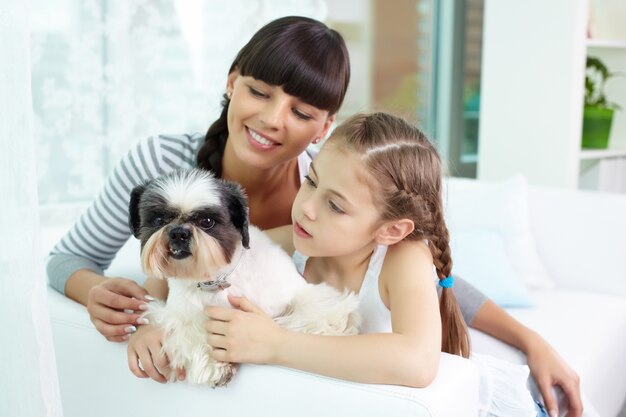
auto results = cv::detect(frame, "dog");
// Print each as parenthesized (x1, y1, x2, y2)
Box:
(128, 168, 360, 387)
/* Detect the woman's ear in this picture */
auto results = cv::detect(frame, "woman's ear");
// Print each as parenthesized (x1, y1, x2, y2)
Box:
(226, 69, 239, 94)
(318, 114, 336, 142)
(375, 219, 414, 246)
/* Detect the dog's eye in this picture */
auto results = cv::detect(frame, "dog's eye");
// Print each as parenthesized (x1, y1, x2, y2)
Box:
(199, 218, 215, 229)
(152, 217, 165, 227)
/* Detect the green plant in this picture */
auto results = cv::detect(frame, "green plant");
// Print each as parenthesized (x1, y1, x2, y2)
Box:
(584, 56, 621, 110)
(582, 57, 623, 149)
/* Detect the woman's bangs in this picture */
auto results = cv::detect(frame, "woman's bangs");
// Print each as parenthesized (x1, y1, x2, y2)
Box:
(238, 42, 346, 114)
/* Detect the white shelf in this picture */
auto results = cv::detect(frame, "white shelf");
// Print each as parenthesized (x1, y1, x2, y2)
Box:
(586, 39, 626, 49)
(579, 148, 626, 160)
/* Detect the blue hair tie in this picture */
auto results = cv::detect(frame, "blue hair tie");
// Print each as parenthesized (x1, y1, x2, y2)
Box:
(439, 276, 454, 289)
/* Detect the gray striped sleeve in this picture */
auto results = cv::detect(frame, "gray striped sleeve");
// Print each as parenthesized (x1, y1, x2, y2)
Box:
(46, 134, 197, 295)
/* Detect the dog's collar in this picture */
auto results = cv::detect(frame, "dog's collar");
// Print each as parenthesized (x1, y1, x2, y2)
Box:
(197, 275, 231, 291)
(196, 249, 246, 292)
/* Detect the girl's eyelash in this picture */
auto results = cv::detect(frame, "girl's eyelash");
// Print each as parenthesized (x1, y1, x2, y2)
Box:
(329, 200, 344, 214)
(304, 175, 344, 214)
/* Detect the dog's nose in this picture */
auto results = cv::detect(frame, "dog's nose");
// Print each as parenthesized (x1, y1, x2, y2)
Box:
(169, 226, 191, 243)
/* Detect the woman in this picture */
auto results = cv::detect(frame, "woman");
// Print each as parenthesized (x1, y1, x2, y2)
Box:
(47, 15, 582, 417)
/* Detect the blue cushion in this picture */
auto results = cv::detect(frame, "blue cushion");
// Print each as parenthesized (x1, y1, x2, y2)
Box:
(450, 229, 534, 308)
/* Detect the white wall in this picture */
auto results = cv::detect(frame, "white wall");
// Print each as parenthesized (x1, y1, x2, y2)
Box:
(478, 0, 588, 188)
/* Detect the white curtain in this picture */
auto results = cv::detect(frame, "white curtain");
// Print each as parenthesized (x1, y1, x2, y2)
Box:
(2, 1, 327, 415)
(32, 0, 327, 211)
(0, 1, 64, 416)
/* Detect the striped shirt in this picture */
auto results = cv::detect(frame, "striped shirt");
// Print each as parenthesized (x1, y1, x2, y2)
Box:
(46, 133, 486, 324)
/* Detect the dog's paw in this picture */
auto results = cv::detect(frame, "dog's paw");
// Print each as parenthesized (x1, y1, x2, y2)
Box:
(209, 363, 238, 388)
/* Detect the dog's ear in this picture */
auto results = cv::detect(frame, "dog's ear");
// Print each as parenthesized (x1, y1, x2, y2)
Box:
(221, 181, 250, 249)
(128, 183, 147, 238)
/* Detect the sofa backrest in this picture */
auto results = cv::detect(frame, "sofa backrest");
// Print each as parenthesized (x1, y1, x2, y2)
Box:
(444, 175, 626, 297)
(528, 185, 626, 296)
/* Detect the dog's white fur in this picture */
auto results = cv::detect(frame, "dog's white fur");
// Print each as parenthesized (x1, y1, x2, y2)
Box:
(144, 226, 361, 387)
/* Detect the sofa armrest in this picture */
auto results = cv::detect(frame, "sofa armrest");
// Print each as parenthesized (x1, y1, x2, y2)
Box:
(48, 288, 479, 417)
(528, 186, 626, 297)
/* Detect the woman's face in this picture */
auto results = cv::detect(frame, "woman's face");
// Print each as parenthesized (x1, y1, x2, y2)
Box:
(226, 72, 335, 170)
(291, 141, 384, 258)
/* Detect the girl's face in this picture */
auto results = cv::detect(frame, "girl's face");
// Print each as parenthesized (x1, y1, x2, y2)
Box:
(291, 141, 385, 257)
(226, 72, 335, 170)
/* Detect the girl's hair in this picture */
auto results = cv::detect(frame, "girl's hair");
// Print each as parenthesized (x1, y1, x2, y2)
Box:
(197, 16, 351, 174)
(331, 112, 470, 358)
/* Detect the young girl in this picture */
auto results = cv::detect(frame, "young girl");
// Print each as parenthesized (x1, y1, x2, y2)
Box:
(204, 112, 541, 415)
(204, 111, 465, 385)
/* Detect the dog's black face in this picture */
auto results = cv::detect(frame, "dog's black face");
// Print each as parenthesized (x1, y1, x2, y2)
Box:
(128, 169, 249, 278)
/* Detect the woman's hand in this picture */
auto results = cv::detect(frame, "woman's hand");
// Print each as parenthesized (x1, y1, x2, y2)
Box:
(205, 295, 284, 364)
(87, 277, 151, 342)
(525, 334, 583, 417)
(127, 324, 183, 383)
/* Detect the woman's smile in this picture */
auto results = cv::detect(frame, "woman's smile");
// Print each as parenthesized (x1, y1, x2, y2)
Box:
(247, 127, 280, 150)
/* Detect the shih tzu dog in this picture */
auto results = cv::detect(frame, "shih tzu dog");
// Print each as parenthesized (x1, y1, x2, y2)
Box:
(128, 169, 360, 387)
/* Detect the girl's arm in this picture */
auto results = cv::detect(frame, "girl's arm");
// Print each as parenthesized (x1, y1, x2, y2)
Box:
(205, 242, 441, 388)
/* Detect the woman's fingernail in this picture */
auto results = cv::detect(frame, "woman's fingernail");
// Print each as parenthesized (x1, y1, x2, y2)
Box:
(122, 334, 130, 341)
(125, 325, 137, 334)
(144, 295, 156, 301)
(137, 317, 150, 325)
(138, 303, 149, 311)
(549, 409, 558, 417)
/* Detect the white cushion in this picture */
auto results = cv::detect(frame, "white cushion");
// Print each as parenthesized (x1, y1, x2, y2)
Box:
(449, 229, 534, 307)
(444, 175, 554, 290)
(528, 185, 626, 298)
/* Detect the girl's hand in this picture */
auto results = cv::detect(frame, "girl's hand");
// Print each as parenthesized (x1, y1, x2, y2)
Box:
(525, 335, 583, 417)
(87, 277, 151, 342)
(205, 295, 284, 364)
(127, 324, 180, 383)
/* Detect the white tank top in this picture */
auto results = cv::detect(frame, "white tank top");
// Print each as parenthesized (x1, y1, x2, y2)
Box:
(292, 245, 391, 334)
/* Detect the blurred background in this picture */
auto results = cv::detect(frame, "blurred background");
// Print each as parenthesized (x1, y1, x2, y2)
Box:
(30, 0, 626, 223)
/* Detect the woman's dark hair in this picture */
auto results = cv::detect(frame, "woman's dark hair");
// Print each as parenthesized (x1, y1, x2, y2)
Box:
(197, 16, 350, 174)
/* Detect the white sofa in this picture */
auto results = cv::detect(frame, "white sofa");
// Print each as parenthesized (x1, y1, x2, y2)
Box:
(49, 289, 478, 417)
(444, 177, 626, 417)
(45, 176, 626, 417)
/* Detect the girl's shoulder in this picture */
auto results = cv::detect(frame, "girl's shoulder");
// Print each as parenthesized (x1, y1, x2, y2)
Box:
(380, 240, 435, 288)
(378, 241, 438, 316)
(384, 240, 432, 269)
